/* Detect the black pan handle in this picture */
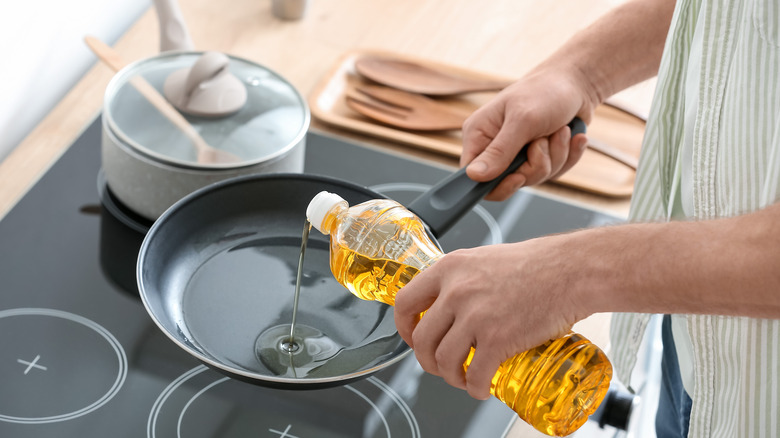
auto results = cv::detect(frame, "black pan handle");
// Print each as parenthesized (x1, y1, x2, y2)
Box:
(407, 117, 586, 238)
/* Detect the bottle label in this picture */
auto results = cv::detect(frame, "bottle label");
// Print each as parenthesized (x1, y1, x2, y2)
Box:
(350, 221, 403, 259)
(341, 203, 438, 268)
(383, 229, 412, 260)
(366, 226, 436, 268)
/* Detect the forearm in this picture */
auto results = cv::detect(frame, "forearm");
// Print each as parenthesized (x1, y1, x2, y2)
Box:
(537, 0, 675, 108)
(574, 203, 780, 319)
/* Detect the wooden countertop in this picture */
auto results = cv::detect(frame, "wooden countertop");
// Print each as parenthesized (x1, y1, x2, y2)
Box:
(0, 1, 651, 436)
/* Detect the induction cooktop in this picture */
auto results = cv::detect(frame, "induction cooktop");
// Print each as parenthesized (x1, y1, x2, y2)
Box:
(0, 117, 622, 437)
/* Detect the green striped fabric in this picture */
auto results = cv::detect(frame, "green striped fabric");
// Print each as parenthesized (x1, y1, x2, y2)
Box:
(609, 0, 780, 436)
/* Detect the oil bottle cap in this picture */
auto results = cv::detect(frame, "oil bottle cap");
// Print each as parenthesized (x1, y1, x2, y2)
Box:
(306, 191, 347, 234)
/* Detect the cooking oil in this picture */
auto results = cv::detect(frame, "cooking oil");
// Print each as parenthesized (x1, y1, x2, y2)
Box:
(331, 246, 421, 306)
(306, 191, 613, 436)
(287, 220, 312, 352)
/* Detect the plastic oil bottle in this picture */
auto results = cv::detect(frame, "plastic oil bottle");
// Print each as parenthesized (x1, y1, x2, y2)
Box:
(305, 191, 613, 437)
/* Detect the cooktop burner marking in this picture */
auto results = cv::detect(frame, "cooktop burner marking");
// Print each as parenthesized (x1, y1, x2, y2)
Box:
(176, 375, 231, 437)
(149, 365, 420, 438)
(17, 355, 47, 374)
(0, 308, 128, 424)
(269, 425, 300, 438)
(368, 377, 421, 438)
(343, 384, 392, 436)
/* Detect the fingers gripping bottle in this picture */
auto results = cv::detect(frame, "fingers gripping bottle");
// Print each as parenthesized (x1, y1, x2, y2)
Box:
(306, 191, 613, 437)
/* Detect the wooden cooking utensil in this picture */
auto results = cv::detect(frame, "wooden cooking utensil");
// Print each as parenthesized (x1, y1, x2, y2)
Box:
(84, 36, 241, 165)
(345, 85, 472, 131)
(346, 84, 638, 169)
(354, 54, 648, 124)
(354, 55, 514, 96)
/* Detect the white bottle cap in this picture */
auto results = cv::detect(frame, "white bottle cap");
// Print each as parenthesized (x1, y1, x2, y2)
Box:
(306, 191, 347, 234)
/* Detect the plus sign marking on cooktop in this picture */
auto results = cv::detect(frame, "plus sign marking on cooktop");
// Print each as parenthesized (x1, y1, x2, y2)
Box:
(17, 355, 48, 375)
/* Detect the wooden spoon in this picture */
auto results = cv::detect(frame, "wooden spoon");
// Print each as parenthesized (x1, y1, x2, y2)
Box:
(355, 55, 514, 96)
(84, 36, 241, 165)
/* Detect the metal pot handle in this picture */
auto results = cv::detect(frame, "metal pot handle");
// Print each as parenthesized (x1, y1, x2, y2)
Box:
(407, 118, 586, 238)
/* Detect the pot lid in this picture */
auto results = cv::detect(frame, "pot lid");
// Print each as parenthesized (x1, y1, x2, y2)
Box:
(103, 52, 310, 169)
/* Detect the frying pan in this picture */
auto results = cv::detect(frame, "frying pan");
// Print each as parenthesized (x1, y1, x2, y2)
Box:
(137, 119, 585, 389)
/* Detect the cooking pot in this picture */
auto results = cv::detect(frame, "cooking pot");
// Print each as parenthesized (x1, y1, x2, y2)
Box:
(101, 51, 309, 221)
(136, 119, 585, 389)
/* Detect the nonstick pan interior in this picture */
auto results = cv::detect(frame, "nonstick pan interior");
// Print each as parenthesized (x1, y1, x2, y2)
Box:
(137, 174, 411, 389)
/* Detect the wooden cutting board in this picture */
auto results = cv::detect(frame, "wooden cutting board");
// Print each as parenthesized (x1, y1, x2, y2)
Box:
(308, 49, 646, 198)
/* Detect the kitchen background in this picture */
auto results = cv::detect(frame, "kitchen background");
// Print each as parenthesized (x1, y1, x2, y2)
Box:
(0, 0, 146, 162)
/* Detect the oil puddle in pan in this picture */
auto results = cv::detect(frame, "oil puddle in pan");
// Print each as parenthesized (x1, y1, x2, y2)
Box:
(182, 223, 405, 380)
(254, 221, 344, 377)
(254, 323, 343, 377)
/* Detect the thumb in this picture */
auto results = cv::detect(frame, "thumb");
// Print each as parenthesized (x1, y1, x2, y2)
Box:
(465, 125, 529, 182)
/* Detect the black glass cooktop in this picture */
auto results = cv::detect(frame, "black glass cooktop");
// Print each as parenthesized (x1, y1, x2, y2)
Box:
(0, 117, 620, 437)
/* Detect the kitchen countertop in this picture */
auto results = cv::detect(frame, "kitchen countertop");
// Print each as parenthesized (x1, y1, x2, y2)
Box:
(0, 1, 652, 436)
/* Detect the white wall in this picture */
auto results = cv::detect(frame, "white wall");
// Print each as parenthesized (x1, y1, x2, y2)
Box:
(0, 0, 149, 162)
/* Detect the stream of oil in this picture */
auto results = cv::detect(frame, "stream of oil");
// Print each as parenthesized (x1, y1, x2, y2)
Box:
(254, 221, 339, 378)
(253, 220, 403, 379)
(285, 220, 310, 354)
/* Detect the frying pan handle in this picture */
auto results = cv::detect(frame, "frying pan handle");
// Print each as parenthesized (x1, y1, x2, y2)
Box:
(406, 117, 586, 238)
